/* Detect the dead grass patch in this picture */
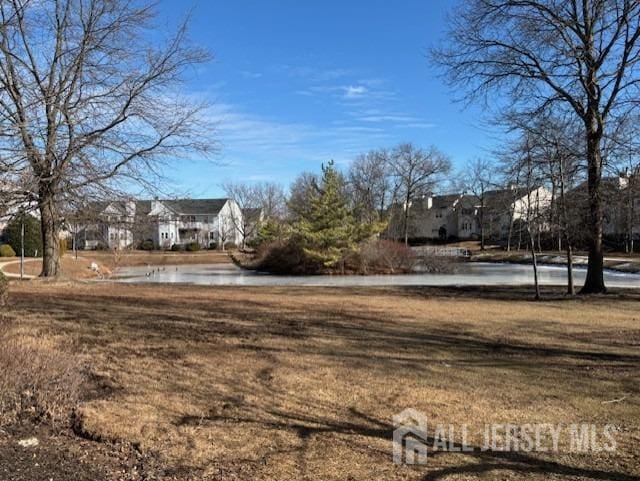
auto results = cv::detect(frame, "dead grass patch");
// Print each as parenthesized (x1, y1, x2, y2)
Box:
(0, 315, 85, 428)
(3, 283, 640, 480)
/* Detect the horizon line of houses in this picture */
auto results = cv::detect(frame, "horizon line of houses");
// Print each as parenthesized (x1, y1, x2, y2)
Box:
(388, 173, 640, 247)
(2, 172, 639, 251)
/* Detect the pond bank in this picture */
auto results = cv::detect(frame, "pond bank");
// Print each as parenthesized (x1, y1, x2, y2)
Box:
(471, 251, 640, 274)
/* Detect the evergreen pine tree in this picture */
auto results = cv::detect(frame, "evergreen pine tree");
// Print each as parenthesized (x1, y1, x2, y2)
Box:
(295, 161, 359, 267)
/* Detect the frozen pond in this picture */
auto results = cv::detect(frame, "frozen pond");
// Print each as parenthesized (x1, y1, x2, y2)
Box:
(111, 262, 640, 288)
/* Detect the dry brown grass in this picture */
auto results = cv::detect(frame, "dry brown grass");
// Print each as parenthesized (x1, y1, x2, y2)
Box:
(0, 314, 84, 428)
(1, 250, 233, 278)
(4, 282, 640, 480)
(90, 250, 234, 268)
(2, 255, 107, 278)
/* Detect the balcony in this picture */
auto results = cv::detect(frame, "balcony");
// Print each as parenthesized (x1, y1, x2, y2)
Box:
(179, 221, 204, 230)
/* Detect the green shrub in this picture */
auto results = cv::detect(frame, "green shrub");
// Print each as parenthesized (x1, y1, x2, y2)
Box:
(0, 272, 7, 307)
(139, 239, 155, 251)
(185, 242, 201, 252)
(0, 244, 16, 258)
(2, 214, 42, 258)
(170, 244, 183, 252)
(208, 242, 218, 250)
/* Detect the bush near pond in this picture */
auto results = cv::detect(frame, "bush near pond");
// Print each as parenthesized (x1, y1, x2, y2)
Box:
(185, 242, 201, 252)
(0, 244, 16, 257)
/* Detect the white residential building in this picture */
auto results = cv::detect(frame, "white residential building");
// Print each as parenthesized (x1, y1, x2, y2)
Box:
(78, 198, 244, 250)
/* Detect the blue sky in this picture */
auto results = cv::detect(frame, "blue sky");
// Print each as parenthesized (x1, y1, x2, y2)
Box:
(160, 0, 501, 197)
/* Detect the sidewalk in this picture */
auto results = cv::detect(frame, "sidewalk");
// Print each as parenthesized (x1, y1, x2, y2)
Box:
(0, 258, 38, 279)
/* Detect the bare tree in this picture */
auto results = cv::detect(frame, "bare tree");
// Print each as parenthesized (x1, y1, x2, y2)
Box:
(508, 133, 547, 300)
(0, 0, 211, 276)
(255, 181, 287, 221)
(288, 172, 320, 221)
(389, 143, 452, 246)
(464, 158, 497, 250)
(222, 181, 261, 249)
(348, 149, 395, 223)
(434, 0, 640, 294)
(501, 110, 585, 294)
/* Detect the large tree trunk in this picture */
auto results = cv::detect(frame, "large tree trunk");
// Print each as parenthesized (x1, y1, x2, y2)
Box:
(581, 125, 606, 294)
(39, 188, 61, 277)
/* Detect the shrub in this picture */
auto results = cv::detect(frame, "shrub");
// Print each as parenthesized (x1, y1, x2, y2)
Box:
(207, 242, 218, 250)
(253, 238, 322, 275)
(0, 244, 16, 257)
(170, 243, 183, 252)
(2, 214, 42, 257)
(59, 237, 68, 257)
(94, 242, 109, 251)
(185, 242, 201, 252)
(0, 272, 8, 307)
(0, 317, 84, 428)
(139, 239, 155, 251)
(358, 240, 417, 274)
(224, 242, 237, 250)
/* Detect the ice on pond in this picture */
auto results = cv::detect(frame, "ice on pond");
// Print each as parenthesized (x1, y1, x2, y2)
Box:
(110, 262, 640, 289)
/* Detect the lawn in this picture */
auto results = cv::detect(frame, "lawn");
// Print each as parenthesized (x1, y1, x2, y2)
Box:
(2, 282, 640, 480)
(1, 250, 233, 278)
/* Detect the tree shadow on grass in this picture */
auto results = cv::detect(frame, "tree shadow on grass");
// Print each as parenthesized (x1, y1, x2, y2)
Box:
(8, 286, 640, 479)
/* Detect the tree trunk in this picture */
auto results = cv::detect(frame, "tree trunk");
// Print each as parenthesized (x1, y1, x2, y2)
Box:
(566, 243, 575, 296)
(528, 228, 540, 301)
(480, 196, 485, 250)
(580, 125, 606, 294)
(507, 216, 514, 252)
(403, 194, 410, 247)
(39, 189, 61, 277)
(558, 157, 574, 296)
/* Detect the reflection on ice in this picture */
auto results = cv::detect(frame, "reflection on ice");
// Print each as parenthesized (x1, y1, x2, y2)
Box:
(111, 262, 640, 288)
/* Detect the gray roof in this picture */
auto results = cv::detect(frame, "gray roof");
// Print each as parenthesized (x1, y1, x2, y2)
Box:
(431, 194, 461, 209)
(82, 198, 229, 217)
(161, 198, 229, 215)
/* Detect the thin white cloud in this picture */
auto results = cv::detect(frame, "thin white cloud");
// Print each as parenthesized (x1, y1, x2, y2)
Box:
(343, 85, 368, 98)
(206, 103, 391, 166)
